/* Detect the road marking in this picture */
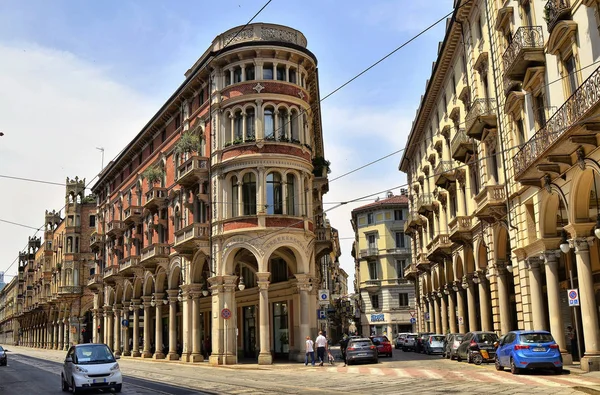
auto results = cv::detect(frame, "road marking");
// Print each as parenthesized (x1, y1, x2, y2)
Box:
(477, 371, 522, 385)
(393, 369, 412, 378)
(451, 370, 484, 382)
(421, 369, 443, 380)
(519, 375, 562, 387)
(550, 375, 599, 386)
(347, 367, 360, 374)
(370, 368, 385, 376)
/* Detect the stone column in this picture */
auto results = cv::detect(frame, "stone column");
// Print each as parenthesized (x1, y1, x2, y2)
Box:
(107, 307, 114, 352)
(153, 293, 165, 359)
(122, 303, 131, 356)
(103, 306, 112, 349)
(47, 323, 53, 348)
(54, 322, 59, 349)
(434, 294, 442, 334)
(167, 290, 179, 360)
(441, 293, 449, 335)
(132, 300, 141, 357)
(97, 310, 104, 344)
(574, 238, 600, 370)
(296, 274, 312, 355)
(448, 290, 458, 334)
(63, 319, 69, 350)
(180, 287, 191, 362)
(257, 272, 272, 365)
(191, 292, 202, 362)
(222, 276, 238, 365)
(92, 309, 98, 344)
(478, 273, 493, 332)
(528, 259, 547, 330)
(467, 277, 478, 332)
(543, 251, 571, 364)
(496, 263, 511, 335)
(142, 297, 153, 358)
(113, 306, 122, 356)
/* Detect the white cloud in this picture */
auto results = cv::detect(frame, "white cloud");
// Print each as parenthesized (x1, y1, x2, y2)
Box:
(321, 104, 413, 288)
(0, 42, 157, 276)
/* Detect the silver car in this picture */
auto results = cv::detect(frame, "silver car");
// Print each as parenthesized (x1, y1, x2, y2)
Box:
(425, 334, 446, 355)
(345, 338, 378, 365)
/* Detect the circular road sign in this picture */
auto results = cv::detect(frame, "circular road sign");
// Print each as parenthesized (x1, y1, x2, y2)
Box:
(569, 290, 578, 299)
(221, 308, 232, 320)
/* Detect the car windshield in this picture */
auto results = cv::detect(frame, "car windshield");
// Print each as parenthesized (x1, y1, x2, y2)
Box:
(520, 333, 554, 343)
(350, 340, 372, 348)
(407, 335, 417, 339)
(431, 335, 445, 342)
(476, 333, 498, 344)
(75, 345, 116, 365)
(0, 346, 4, 351)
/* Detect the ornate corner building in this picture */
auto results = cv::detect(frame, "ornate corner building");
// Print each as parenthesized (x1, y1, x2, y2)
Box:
(0, 23, 337, 366)
(351, 192, 414, 337)
(399, 0, 600, 371)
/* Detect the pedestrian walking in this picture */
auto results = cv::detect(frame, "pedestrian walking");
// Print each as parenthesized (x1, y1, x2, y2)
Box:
(305, 336, 315, 366)
(567, 325, 579, 361)
(315, 331, 327, 366)
(340, 333, 349, 367)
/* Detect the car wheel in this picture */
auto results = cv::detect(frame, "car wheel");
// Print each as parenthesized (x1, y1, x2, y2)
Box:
(510, 358, 520, 375)
(114, 384, 122, 393)
(61, 374, 69, 392)
(554, 367, 563, 375)
(467, 352, 472, 364)
(495, 355, 504, 371)
(456, 353, 462, 362)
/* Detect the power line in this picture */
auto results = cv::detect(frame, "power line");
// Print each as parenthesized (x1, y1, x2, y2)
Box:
(0, 219, 42, 231)
(0, 174, 67, 187)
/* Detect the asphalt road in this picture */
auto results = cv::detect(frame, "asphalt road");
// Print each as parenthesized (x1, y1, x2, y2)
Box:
(0, 352, 211, 395)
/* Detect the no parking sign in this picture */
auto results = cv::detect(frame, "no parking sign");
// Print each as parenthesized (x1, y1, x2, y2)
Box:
(568, 289, 580, 306)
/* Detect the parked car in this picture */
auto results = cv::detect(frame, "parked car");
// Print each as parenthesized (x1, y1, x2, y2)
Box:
(345, 337, 378, 365)
(456, 331, 498, 363)
(495, 330, 563, 375)
(444, 333, 464, 360)
(62, 343, 122, 393)
(370, 335, 393, 357)
(0, 346, 7, 366)
(425, 334, 446, 355)
(415, 332, 433, 353)
(396, 333, 408, 349)
(402, 333, 418, 351)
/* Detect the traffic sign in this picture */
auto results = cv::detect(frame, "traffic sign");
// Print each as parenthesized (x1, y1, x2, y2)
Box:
(318, 289, 330, 305)
(410, 317, 417, 324)
(221, 308, 232, 320)
(458, 316, 464, 326)
(568, 289, 580, 306)
(409, 311, 416, 318)
(424, 312, 430, 321)
(317, 309, 327, 320)
(121, 319, 129, 327)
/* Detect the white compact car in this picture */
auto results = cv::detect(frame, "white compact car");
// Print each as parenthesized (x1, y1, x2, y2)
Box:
(62, 343, 122, 394)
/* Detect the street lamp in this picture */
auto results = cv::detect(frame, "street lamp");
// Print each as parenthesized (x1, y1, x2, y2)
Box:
(559, 230, 571, 253)
(506, 262, 514, 273)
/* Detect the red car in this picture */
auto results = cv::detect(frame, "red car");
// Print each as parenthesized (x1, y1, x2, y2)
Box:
(370, 335, 393, 357)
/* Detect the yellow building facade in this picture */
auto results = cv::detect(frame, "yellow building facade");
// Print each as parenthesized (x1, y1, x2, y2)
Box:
(400, 0, 600, 371)
(352, 192, 414, 337)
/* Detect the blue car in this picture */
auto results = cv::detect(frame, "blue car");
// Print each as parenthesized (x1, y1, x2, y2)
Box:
(495, 330, 562, 375)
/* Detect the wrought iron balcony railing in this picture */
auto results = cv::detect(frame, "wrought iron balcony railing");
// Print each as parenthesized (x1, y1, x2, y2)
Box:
(513, 64, 600, 178)
(502, 26, 544, 78)
(545, 0, 571, 33)
(465, 98, 496, 136)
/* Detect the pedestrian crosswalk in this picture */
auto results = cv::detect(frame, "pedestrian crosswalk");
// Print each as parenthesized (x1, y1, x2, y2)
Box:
(320, 365, 600, 388)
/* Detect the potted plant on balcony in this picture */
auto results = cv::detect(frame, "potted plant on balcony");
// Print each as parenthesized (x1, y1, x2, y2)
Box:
(174, 131, 203, 155)
(142, 166, 165, 185)
(312, 156, 331, 177)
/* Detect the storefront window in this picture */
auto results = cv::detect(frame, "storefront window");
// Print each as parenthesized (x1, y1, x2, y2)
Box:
(273, 302, 289, 357)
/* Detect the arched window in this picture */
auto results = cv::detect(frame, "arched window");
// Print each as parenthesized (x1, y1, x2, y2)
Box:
(277, 108, 288, 140)
(231, 176, 239, 217)
(290, 110, 299, 142)
(246, 108, 255, 140)
(234, 111, 243, 141)
(266, 172, 283, 215)
(242, 173, 257, 215)
(286, 174, 296, 215)
(264, 108, 274, 139)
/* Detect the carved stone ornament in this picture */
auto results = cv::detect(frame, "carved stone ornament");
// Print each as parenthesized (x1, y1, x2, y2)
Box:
(298, 90, 305, 100)
(483, 129, 498, 151)
(253, 83, 265, 93)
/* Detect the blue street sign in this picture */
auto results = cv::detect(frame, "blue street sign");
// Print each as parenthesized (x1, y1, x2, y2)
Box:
(317, 309, 327, 320)
(410, 317, 417, 324)
(121, 319, 129, 327)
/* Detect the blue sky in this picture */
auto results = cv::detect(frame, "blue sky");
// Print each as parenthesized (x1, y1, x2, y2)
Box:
(0, 0, 453, 285)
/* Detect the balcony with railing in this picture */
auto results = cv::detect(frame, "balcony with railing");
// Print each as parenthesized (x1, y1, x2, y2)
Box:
(415, 252, 430, 271)
(87, 274, 103, 290)
(362, 279, 381, 294)
(474, 185, 507, 222)
(119, 255, 141, 275)
(176, 156, 209, 187)
(513, 65, 600, 181)
(173, 223, 209, 253)
(545, 0, 572, 33)
(502, 26, 545, 81)
(427, 234, 452, 261)
(140, 243, 170, 267)
(359, 247, 379, 258)
(89, 231, 104, 251)
(434, 161, 456, 188)
(123, 206, 143, 225)
(404, 211, 424, 233)
(451, 129, 474, 163)
(465, 98, 497, 140)
(58, 285, 82, 295)
(448, 215, 473, 243)
(145, 187, 168, 211)
(106, 219, 124, 237)
(103, 265, 120, 282)
(403, 263, 418, 281)
(416, 194, 434, 214)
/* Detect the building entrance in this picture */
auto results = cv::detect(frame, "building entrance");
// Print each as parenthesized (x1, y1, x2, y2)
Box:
(243, 306, 257, 358)
(272, 302, 289, 358)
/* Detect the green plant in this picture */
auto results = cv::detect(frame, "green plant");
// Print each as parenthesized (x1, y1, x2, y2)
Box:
(233, 138, 244, 145)
(246, 136, 256, 142)
(265, 134, 276, 141)
(142, 166, 165, 185)
(174, 132, 203, 155)
(224, 141, 232, 147)
(312, 156, 331, 176)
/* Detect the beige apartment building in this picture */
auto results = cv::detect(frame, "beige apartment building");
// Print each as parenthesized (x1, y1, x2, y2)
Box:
(351, 192, 414, 337)
(399, 0, 600, 371)
(0, 276, 19, 345)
